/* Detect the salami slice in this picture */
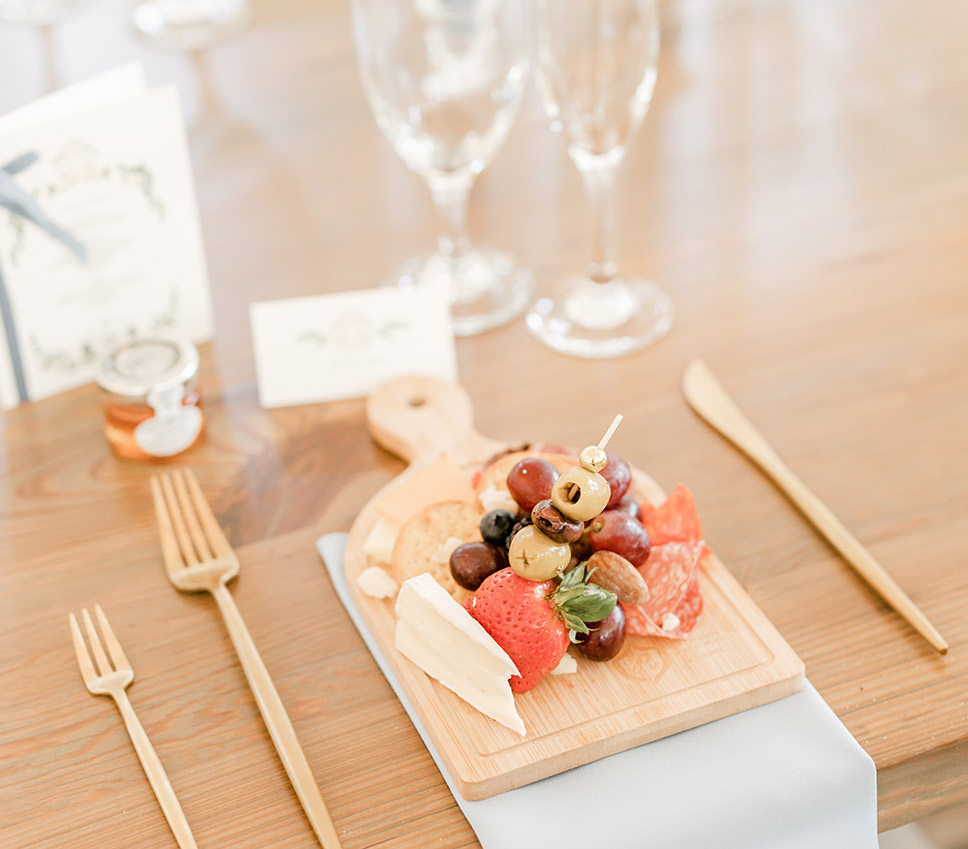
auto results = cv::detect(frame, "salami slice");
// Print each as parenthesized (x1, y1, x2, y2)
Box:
(623, 541, 707, 639)
(640, 483, 702, 545)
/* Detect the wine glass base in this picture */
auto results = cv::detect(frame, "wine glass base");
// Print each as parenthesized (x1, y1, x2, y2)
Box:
(526, 277, 674, 358)
(388, 248, 533, 337)
(131, 0, 250, 51)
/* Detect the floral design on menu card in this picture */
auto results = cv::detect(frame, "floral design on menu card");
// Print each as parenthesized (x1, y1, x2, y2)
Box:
(296, 311, 411, 351)
(26, 287, 180, 373)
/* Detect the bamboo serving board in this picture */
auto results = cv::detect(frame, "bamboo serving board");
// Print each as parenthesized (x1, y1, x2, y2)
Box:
(345, 376, 804, 801)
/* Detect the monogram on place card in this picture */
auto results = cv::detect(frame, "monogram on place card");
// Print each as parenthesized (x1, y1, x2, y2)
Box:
(249, 287, 458, 408)
(0, 64, 212, 409)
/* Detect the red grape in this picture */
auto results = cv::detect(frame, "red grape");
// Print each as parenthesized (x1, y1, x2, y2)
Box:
(506, 457, 558, 513)
(577, 604, 626, 661)
(601, 454, 632, 508)
(613, 493, 643, 521)
(450, 542, 507, 590)
(585, 510, 651, 566)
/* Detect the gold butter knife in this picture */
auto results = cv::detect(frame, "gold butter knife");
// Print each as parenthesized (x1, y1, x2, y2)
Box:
(683, 358, 948, 654)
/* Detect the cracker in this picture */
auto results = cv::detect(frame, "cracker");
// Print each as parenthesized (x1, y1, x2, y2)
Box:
(391, 500, 484, 601)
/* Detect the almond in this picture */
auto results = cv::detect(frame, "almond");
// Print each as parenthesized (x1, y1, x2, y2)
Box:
(586, 550, 650, 604)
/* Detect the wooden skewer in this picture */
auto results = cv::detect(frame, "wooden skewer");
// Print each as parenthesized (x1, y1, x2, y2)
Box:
(682, 359, 949, 655)
(598, 414, 623, 451)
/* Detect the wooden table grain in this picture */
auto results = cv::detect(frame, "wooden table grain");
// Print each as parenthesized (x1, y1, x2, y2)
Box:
(1, 0, 967, 846)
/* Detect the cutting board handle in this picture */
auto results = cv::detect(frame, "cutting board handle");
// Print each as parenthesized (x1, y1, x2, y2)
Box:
(366, 376, 508, 468)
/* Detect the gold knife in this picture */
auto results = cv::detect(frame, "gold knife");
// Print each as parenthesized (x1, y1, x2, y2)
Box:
(682, 358, 948, 654)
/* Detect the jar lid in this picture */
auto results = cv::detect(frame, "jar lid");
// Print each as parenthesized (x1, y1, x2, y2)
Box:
(96, 337, 199, 397)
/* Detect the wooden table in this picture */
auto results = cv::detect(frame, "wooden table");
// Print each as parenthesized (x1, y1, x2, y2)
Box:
(2, 0, 966, 846)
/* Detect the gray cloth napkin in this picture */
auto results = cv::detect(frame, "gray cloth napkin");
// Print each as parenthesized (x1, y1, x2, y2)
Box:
(317, 532, 877, 849)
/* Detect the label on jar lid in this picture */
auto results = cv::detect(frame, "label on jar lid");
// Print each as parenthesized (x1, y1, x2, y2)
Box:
(97, 338, 199, 396)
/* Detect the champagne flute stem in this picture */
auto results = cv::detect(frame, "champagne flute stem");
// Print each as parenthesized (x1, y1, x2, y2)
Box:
(39, 24, 60, 93)
(580, 157, 620, 285)
(428, 172, 473, 259)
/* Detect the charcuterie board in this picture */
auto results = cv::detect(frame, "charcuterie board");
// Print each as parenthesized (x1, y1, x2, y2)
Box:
(345, 376, 804, 801)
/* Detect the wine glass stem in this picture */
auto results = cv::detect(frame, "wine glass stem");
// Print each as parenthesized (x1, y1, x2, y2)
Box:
(428, 173, 473, 259)
(581, 159, 620, 285)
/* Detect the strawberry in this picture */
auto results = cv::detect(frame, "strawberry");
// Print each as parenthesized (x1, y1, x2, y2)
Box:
(465, 564, 616, 693)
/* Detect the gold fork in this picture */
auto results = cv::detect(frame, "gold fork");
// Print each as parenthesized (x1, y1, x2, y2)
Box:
(151, 469, 342, 849)
(69, 605, 198, 849)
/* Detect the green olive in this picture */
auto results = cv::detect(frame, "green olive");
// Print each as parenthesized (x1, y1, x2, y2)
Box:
(507, 525, 571, 581)
(579, 445, 607, 473)
(551, 467, 611, 522)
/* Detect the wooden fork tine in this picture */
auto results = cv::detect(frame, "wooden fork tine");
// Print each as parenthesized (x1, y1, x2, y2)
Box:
(68, 613, 97, 687)
(158, 473, 201, 567)
(182, 469, 233, 559)
(81, 608, 112, 675)
(150, 477, 185, 578)
(171, 470, 213, 561)
(94, 604, 131, 672)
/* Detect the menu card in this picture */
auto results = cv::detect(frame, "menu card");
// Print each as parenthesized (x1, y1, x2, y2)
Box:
(0, 63, 212, 409)
(250, 287, 458, 408)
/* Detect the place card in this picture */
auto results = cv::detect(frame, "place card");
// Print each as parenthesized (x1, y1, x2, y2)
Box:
(0, 63, 212, 409)
(249, 287, 458, 408)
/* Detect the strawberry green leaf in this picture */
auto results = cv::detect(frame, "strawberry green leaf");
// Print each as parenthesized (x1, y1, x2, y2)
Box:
(553, 565, 617, 631)
(558, 563, 587, 592)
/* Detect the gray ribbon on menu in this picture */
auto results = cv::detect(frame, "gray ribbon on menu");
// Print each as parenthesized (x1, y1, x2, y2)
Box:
(0, 151, 86, 404)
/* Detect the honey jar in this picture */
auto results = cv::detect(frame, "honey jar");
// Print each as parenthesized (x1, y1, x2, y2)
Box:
(96, 337, 204, 460)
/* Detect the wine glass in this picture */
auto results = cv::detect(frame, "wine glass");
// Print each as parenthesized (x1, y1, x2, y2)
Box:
(526, 0, 673, 358)
(351, 0, 533, 336)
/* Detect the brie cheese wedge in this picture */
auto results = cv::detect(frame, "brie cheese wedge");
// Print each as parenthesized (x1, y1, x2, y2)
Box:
(395, 573, 525, 736)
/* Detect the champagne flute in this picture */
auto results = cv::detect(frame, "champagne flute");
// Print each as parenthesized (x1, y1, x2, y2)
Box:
(352, 0, 533, 336)
(526, 0, 673, 358)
